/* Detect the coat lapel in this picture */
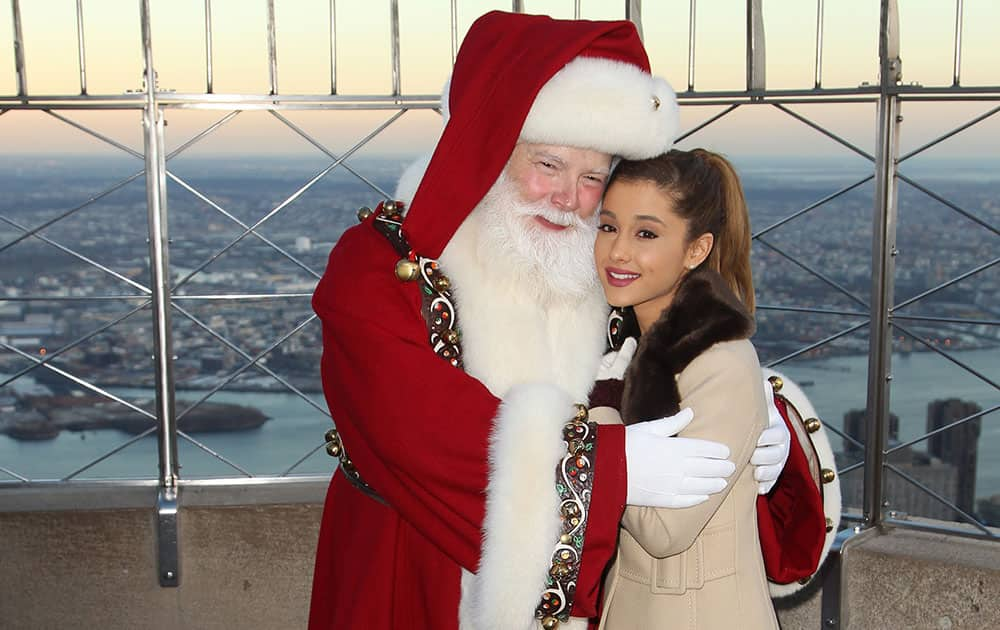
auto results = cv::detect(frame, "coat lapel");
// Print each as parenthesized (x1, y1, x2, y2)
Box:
(621, 269, 755, 424)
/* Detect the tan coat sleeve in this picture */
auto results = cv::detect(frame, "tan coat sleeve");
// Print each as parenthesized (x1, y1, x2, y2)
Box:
(620, 339, 768, 558)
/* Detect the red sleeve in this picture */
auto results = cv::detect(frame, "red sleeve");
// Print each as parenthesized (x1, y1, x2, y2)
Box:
(314, 224, 499, 568)
(755, 396, 826, 584)
(572, 424, 626, 619)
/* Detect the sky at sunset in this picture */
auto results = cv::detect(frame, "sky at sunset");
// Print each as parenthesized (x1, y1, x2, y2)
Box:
(0, 0, 997, 158)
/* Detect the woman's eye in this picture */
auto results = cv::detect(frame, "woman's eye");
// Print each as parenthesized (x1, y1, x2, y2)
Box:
(598, 224, 616, 233)
(638, 229, 658, 239)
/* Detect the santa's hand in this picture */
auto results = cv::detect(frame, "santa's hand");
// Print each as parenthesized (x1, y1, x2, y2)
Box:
(624, 408, 735, 508)
(752, 379, 791, 494)
(596, 337, 638, 381)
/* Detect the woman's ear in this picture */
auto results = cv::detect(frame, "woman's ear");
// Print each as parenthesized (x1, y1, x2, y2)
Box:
(685, 232, 714, 269)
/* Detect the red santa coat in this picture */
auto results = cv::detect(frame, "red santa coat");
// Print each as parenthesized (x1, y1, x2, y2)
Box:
(308, 215, 627, 629)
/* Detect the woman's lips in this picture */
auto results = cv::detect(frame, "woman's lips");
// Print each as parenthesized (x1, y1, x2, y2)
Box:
(605, 268, 639, 287)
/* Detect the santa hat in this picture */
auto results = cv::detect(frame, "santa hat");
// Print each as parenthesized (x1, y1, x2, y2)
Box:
(401, 11, 680, 258)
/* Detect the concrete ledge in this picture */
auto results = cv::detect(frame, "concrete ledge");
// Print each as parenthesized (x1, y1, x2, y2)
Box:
(844, 527, 1000, 630)
(2, 486, 998, 630)
(0, 476, 329, 511)
(0, 502, 322, 630)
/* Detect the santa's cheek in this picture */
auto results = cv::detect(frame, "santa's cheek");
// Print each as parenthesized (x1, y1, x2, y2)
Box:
(577, 192, 603, 219)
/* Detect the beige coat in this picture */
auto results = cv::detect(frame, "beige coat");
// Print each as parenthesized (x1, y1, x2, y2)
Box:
(598, 339, 778, 630)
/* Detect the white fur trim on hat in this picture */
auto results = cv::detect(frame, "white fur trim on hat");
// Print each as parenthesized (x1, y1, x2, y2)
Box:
(762, 368, 843, 599)
(519, 57, 680, 160)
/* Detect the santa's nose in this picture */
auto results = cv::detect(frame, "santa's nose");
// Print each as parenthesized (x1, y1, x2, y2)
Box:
(550, 180, 579, 212)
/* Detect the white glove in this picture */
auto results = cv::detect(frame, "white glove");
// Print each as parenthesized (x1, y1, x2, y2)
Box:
(625, 408, 736, 508)
(596, 337, 637, 381)
(752, 379, 791, 494)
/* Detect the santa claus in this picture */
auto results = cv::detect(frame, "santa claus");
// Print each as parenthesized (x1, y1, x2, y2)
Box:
(309, 10, 838, 630)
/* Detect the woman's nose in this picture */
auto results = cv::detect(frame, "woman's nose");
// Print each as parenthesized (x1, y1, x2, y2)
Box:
(610, 237, 629, 262)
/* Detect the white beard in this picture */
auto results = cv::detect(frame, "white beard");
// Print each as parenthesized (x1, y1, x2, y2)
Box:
(474, 173, 601, 308)
(437, 172, 610, 630)
(439, 172, 609, 401)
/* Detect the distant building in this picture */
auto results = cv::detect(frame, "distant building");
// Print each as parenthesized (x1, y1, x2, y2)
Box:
(200, 353, 225, 373)
(842, 409, 898, 454)
(0, 303, 24, 320)
(0, 317, 56, 348)
(927, 398, 982, 519)
(295, 236, 312, 253)
(838, 399, 982, 522)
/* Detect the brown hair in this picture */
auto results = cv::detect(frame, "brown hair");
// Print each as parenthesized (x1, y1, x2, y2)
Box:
(607, 148, 755, 313)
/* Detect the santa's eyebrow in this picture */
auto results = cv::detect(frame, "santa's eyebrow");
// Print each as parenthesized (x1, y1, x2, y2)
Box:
(531, 150, 565, 166)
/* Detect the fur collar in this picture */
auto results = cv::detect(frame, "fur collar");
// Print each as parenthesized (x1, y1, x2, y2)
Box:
(621, 269, 755, 424)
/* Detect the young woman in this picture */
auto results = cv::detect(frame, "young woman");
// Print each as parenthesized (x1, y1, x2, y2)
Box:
(593, 149, 779, 629)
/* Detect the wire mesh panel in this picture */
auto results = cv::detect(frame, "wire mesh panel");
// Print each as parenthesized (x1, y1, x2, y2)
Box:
(0, 1, 997, 540)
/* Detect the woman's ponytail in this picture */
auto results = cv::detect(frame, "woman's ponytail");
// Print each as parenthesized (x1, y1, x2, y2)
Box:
(696, 150, 755, 313)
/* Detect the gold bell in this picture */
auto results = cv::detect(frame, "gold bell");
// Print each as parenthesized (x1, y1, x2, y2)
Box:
(383, 200, 397, 213)
(559, 533, 571, 545)
(433, 275, 451, 291)
(356, 206, 373, 222)
(826, 517, 834, 532)
(541, 616, 560, 630)
(324, 428, 342, 458)
(573, 404, 589, 422)
(805, 417, 822, 433)
(395, 259, 420, 282)
(821, 468, 836, 484)
(444, 329, 459, 345)
(768, 375, 783, 393)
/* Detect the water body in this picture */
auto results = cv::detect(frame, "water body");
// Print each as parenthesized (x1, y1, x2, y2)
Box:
(1, 349, 997, 502)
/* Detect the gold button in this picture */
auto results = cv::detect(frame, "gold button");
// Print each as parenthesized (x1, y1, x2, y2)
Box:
(826, 517, 834, 532)
(395, 259, 420, 282)
(768, 375, 783, 393)
(805, 417, 822, 433)
(356, 206, 373, 222)
(821, 468, 836, 484)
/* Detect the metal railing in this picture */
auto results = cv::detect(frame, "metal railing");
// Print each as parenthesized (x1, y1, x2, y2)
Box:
(1, 0, 997, 592)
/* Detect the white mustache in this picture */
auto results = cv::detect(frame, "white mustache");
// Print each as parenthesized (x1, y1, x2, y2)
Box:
(511, 199, 594, 230)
